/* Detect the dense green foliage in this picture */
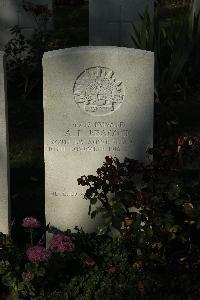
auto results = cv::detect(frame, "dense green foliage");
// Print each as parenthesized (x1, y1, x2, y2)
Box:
(132, 5, 200, 101)
(1, 151, 200, 299)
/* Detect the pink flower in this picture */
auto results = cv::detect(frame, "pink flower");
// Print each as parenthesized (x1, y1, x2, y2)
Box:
(49, 234, 75, 253)
(106, 263, 117, 273)
(22, 271, 34, 282)
(22, 217, 40, 229)
(26, 246, 50, 263)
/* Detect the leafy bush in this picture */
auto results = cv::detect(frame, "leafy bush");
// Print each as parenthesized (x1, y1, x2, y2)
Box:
(77, 156, 148, 234)
(132, 5, 200, 102)
(0, 149, 200, 299)
(5, 1, 52, 98)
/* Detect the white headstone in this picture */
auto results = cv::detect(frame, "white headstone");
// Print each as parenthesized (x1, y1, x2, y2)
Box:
(0, 52, 9, 235)
(89, 0, 154, 47)
(43, 46, 154, 232)
(0, 0, 53, 49)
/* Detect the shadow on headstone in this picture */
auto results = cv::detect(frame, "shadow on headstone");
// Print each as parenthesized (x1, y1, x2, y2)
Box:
(43, 46, 154, 233)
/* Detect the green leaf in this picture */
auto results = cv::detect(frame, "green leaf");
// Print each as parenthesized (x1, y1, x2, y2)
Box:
(91, 211, 97, 219)
(90, 198, 97, 205)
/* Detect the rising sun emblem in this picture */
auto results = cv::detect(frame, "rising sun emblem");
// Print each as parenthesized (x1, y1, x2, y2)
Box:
(73, 67, 125, 116)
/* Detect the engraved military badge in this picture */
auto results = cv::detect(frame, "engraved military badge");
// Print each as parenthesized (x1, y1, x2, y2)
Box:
(73, 67, 125, 116)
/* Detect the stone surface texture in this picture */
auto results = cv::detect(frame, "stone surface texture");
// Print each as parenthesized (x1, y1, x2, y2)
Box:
(43, 46, 154, 232)
(0, 52, 9, 234)
(89, 0, 154, 47)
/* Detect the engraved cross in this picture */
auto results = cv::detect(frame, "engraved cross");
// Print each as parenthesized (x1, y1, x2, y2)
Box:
(107, 0, 133, 46)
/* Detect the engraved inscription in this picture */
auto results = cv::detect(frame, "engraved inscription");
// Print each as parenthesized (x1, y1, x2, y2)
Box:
(47, 121, 134, 153)
(73, 67, 125, 116)
(51, 191, 84, 197)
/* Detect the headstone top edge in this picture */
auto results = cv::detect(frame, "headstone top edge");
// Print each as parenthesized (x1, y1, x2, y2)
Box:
(43, 46, 154, 61)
